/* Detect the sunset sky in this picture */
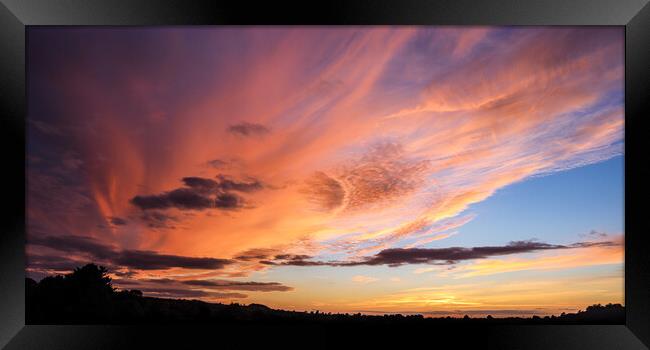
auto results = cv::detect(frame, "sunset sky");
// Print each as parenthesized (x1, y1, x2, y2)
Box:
(26, 27, 624, 317)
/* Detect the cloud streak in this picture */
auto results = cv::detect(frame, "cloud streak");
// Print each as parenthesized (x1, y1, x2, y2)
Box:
(29, 235, 233, 270)
(354, 241, 617, 267)
(264, 240, 618, 267)
(228, 122, 270, 137)
(181, 279, 293, 292)
(138, 288, 247, 300)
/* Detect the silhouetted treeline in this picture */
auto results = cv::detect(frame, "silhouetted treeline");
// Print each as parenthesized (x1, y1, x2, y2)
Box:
(26, 264, 625, 325)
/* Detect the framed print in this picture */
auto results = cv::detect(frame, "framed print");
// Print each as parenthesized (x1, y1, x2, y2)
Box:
(1, 1, 649, 349)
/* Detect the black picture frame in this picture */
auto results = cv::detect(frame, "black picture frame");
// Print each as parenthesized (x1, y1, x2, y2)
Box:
(1, 1, 648, 348)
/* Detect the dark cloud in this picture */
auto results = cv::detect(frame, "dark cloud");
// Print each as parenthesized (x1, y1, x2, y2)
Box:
(131, 188, 213, 210)
(137, 277, 292, 292)
(265, 240, 618, 267)
(112, 270, 136, 278)
(181, 279, 293, 292)
(261, 254, 326, 267)
(182, 177, 220, 192)
(131, 176, 262, 211)
(228, 122, 270, 137)
(234, 248, 278, 261)
(354, 240, 617, 267)
(29, 235, 233, 271)
(215, 175, 263, 193)
(164, 188, 214, 209)
(138, 288, 247, 299)
(109, 216, 128, 226)
(353, 241, 562, 266)
(183, 175, 263, 193)
(131, 193, 170, 210)
(29, 235, 115, 260)
(568, 241, 616, 248)
(274, 254, 312, 261)
(113, 250, 232, 270)
(115, 276, 292, 296)
(215, 192, 244, 209)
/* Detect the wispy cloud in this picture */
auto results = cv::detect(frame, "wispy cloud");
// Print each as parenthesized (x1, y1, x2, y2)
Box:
(228, 122, 270, 137)
(261, 239, 619, 268)
(29, 235, 233, 270)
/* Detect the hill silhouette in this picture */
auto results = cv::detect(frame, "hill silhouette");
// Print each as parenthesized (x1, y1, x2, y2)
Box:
(26, 264, 625, 325)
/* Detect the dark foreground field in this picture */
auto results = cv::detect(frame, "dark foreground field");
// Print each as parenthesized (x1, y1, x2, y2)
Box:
(26, 264, 624, 325)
